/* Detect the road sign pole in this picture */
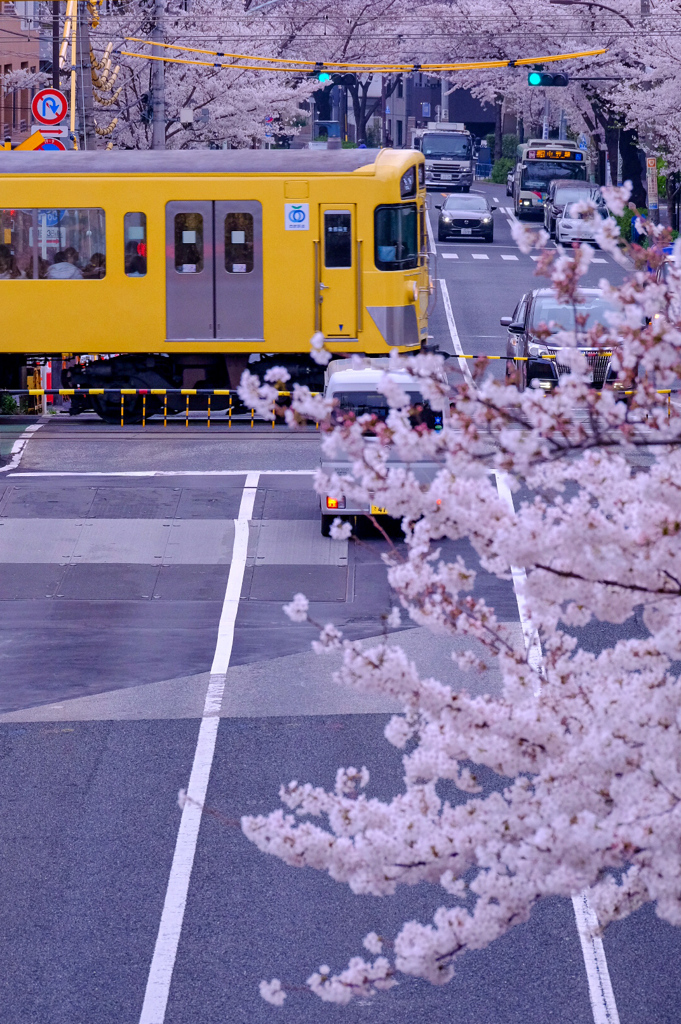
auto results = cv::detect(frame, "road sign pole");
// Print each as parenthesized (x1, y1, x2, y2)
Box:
(647, 156, 659, 225)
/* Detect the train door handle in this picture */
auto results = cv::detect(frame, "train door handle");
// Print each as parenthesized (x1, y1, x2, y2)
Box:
(319, 283, 330, 290)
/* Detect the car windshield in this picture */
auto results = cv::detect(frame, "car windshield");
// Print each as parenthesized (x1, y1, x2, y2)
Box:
(531, 296, 615, 334)
(554, 187, 595, 205)
(422, 135, 471, 159)
(443, 196, 488, 211)
(522, 162, 587, 189)
(331, 390, 440, 430)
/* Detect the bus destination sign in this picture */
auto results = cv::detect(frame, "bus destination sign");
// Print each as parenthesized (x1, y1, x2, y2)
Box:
(527, 149, 584, 161)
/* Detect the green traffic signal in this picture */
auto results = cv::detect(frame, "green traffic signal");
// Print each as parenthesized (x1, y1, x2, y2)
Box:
(318, 72, 331, 83)
(528, 71, 569, 87)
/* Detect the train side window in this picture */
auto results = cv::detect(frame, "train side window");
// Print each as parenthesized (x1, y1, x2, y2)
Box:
(174, 212, 204, 274)
(324, 211, 352, 268)
(124, 212, 147, 277)
(0, 208, 105, 279)
(374, 204, 418, 271)
(224, 212, 253, 273)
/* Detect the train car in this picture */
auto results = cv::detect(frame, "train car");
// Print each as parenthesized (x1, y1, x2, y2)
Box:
(0, 148, 431, 420)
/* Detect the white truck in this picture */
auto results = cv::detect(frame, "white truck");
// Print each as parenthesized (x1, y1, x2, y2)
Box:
(319, 364, 445, 535)
(412, 122, 474, 192)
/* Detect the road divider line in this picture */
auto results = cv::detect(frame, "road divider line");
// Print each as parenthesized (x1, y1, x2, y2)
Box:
(11, 469, 313, 477)
(439, 279, 475, 388)
(138, 471, 260, 1024)
(0, 421, 44, 474)
(494, 471, 621, 1024)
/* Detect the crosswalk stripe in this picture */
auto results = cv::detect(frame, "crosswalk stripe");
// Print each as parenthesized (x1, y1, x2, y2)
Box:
(472, 254, 489, 260)
(501, 254, 519, 261)
(592, 258, 607, 263)
(441, 253, 459, 259)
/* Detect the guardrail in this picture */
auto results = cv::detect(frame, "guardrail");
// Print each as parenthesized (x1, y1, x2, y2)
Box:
(0, 388, 318, 429)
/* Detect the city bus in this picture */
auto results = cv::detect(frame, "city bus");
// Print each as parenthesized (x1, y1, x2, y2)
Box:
(513, 140, 588, 218)
(0, 147, 430, 421)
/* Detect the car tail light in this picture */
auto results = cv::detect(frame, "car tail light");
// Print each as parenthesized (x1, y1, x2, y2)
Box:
(326, 496, 346, 510)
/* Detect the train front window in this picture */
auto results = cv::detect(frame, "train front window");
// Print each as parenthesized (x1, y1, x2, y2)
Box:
(174, 213, 204, 274)
(0, 208, 105, 279)
(124, 212, 147, 277)
(324, 211, 352, 268)
(375, 204, 418, 271)
(224, 212, 254, 274)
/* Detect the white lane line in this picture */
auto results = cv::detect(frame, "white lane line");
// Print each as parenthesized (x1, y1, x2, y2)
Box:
(441, 253, 459, 259)
(0, 421, 44, 474)
(472, 254, 489, 260)
(138, 472, 260, 1024)
(572, 894, 621, 1024)
(506, 219, 515, 228)
(11, 469, 314, 477)
(505, 207, 514, 216)
(439, 279, 474, 388)
(501, 254, 519, 261)
(592, 258, 607, 264)
(494, 472, 621, 1024)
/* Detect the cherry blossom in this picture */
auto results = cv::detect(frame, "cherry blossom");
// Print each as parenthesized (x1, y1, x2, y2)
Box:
(241, 185, 681, 1004)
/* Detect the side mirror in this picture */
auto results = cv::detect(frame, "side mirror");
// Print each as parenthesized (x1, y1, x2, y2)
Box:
(491, 205, 497, 211)
(435, 204, 442, 210)
(508, 322, 525, 334)
(500, 316, 513, 327)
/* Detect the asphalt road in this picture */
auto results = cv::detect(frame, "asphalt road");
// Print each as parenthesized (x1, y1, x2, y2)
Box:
(0, 194, 679, 1024)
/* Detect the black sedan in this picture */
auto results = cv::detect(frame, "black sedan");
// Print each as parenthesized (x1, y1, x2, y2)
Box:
(501, 288, 620, 392)
(436, 193, 496, 242)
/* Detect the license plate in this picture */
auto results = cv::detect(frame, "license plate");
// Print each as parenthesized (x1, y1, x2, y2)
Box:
(440, 173, 452, 180)
(370, 505, 388, 515)
(586, 371, 594, 383)
(461, 228, 473, 235)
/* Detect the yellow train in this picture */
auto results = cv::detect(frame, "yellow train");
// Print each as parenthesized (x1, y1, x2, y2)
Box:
(0, 148, 430, 419)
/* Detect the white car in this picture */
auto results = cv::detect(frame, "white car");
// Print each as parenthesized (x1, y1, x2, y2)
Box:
(556, 203, 611, 246)
(320, 364, 445, 535)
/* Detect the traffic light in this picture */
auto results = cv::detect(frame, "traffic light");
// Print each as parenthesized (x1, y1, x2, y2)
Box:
(318, 72, 331, 83)
(528, 71, 569, 87)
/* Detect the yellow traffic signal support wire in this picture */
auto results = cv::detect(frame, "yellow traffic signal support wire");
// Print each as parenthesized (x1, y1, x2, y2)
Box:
(119, 43, 607, 75)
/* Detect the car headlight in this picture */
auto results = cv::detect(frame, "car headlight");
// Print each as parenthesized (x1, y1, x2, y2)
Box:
(528, 342, 549, 357)
(481, 216, 492, 224)
(442, 216, 451, 222)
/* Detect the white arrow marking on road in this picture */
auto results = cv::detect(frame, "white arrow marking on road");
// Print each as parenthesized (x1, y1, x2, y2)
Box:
(138, 471, 260, 1024)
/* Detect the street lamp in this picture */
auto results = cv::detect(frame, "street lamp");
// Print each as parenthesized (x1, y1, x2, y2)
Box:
(548, 0, 637, 29)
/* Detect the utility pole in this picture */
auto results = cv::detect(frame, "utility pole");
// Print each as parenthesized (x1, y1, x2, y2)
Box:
(77, 6, 95, 149)
(52, 2, 60, 89)
(152, 0, 166, 149)
(542, 94, 550, 139)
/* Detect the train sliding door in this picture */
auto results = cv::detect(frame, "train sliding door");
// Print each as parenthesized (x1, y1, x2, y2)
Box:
(215, 201, 264, 341)
(165, 200, 263, 342)
(165, 201, 214, 341)
(319, 205, 357, 339)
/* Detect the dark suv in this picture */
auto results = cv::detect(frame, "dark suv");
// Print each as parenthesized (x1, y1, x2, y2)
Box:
(501, 288, 619, 391)
(544, 180, 604, 239)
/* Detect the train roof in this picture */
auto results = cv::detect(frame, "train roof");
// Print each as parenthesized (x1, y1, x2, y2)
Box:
(0, 147, 419, 176)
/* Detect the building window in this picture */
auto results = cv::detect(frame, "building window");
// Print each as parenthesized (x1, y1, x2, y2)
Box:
(397, 120, 403, 147)
(0, 208, 106, 279)
(324, 210, 352, 268)
(124, 212, 147, 276)
(422, 102, 431, 118)
(397, 76, 403, 99)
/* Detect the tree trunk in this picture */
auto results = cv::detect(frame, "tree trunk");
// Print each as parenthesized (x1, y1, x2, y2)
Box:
(494, 99, 503, 161)
(620, 129, 647, 207)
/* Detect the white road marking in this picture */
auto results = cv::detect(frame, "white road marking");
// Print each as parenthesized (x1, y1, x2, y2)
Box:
(530, 255, 541, 262)
(501, 255, 519, 261)
(472, 254, 489, 260)
(11, 469, 314, 477)
(494, 472, 621, 1024)
(592, 258, 607, 264)
(493, 197, 500, 203)
(441, 253, 459, 259)
(572, 894, 622, 1024)
(505, 207, 515, 216)
(439, 279, 474, 387)
(0, 421, 44, 474)
(506, 219, 515, 228)
(138, 472, 261, 1024)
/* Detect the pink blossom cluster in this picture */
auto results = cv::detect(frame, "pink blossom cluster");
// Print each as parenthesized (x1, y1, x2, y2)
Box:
(242, 185, 681, 1005)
